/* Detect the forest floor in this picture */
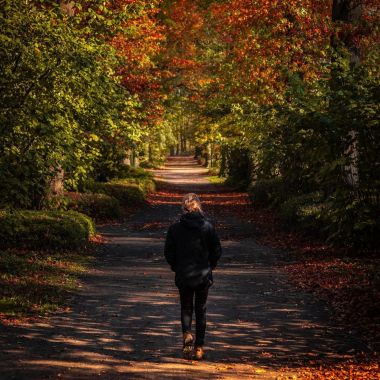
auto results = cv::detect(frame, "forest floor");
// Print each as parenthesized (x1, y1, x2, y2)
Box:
(0, 156, 378, 379)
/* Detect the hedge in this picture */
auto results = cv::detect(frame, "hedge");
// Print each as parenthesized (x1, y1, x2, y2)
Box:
(87, 177, 155, 204)
(0, 210, 95, 250)
(67, 192, 121, 220)
(279, 192, 327, 233)
(117, 165, 154, 181)
(248, 178, 290, 207)
(116, 167, 156, 194)
(279, 192, 380, 247)
(90, 181, 144, 203)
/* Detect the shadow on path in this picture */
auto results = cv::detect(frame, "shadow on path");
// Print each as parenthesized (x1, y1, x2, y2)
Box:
(0, 156, 368, 379)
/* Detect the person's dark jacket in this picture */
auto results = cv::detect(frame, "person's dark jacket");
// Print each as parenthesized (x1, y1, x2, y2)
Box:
(164, 211, 222, 289)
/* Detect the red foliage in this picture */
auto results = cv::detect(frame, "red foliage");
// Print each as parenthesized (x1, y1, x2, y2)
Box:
(110, 1, 165, 123)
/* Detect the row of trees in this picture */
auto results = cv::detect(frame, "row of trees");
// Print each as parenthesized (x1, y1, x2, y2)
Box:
(162, 0, 379, 247)
(0, 0, 173, 209)
(1, 0, 378, 246)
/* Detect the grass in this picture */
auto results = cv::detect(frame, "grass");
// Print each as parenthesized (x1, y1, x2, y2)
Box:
(0, 247, 95, 323)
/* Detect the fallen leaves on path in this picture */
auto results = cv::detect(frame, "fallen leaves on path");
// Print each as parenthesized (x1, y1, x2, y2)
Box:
(279, 356, 380, 380)
(162, 185, 380, 353)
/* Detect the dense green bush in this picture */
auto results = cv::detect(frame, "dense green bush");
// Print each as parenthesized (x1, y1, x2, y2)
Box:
(137, 178, 156, 194)
(67, 193, 121, 220)
(0, 210, 95, 250)
(117, 165, 154, 180)
(116, 167, 156, 194)
(82, 166, 156, 205)
(87, 180, 147, 204)
(324, 194, 380, 248)
(280, 192, 326, 231)
(223, 147, 252, 188)
(248, 178, 290, 207)
(139, 161, 159, 169)
(279, 191, 380, 247)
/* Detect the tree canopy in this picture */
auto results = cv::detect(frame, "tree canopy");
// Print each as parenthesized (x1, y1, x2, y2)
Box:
(0, 0, 379, 247)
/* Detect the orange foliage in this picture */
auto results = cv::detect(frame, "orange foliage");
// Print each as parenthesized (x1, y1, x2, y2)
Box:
(209, 0, 331, 102)
(162, 0, 206, 93)
(110, 0, 165, 123)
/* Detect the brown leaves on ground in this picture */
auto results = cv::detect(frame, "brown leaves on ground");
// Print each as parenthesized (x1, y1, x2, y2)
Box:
(286, 257, 380, 348)
(180, 187, 380, 352)
(279, 359, 380, 380)
(146, 182, 380, 377)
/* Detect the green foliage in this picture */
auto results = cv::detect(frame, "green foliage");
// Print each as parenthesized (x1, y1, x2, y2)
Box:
(87, 178, 154, 204)
(280, 192, 326, 231)
(280, 191, 380, 247)
(248, 178, 290, 208)
(0, 210, 95, 250)
(223, 146, 252, 188)
(203, 39, 379, 248)
(81, 163, 156, 203)
(115, 167, 156, 195)
(139, 160, 160, 169)
(324, 193, 380, 248)
(67, 193, 121, 220)
(41, 195, 70, 212)
(0, 0, 143, 208)
(98, 181, 145, 204)
(116, 165, 154, 181)
(206, 175, 226, 185)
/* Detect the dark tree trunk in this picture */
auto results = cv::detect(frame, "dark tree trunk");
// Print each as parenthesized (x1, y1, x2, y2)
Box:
(332, 0, 362, 64)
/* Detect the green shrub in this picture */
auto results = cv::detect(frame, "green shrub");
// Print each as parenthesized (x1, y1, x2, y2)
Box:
(139, 161, 158, 169)
(116, 165, 154, 181)
(89, 180, 145, 204)
(224, 146, 252, 188)
(279, 191, 380, 247)
(0, 210, 95, 250)
(124, 177, 156, 195)
(116, 166, 156, 194)
(139, 178, 156, 194)
(248, 178, 290, 207)
(86, 174, 155, 204)
(41, 195, 70, 211)
(67, 192, 121, 220)
(324, 195, 380, 248)
(280, 192, 326, 231)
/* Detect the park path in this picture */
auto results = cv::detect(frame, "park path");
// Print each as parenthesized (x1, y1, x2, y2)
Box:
(0, 157, 366, 379)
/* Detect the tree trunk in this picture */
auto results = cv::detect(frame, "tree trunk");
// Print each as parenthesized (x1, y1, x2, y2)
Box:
(332, 0, 362, 186)
(50, 166, 64, 196)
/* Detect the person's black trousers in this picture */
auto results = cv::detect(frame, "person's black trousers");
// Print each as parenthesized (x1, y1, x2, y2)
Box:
(179, 284, 209, 346)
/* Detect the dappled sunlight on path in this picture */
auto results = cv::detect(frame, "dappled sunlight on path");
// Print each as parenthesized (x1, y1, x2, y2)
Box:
(0, 156, 369, 379)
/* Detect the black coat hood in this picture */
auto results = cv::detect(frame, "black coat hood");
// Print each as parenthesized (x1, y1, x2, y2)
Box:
(180, 212, 205, 229)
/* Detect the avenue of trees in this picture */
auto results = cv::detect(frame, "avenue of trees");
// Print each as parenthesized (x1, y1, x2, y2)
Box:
(163, 0, 379, 248)
(0, 0, 379, 248)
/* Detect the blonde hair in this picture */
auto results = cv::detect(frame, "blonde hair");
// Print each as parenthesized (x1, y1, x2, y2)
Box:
(182, 193, 203, 214)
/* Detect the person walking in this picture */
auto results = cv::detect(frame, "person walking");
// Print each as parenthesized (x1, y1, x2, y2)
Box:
(164, 193, 222, 360)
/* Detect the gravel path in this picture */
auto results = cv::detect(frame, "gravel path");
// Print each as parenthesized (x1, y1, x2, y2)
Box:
(0, 157, 366, 379)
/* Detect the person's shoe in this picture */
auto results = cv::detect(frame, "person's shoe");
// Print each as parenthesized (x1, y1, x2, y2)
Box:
(182, 332, 193, 359)
(194, 346, 204, 360)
